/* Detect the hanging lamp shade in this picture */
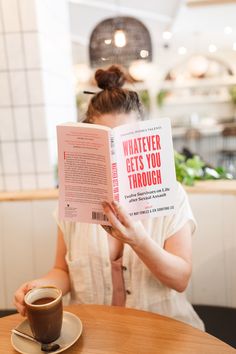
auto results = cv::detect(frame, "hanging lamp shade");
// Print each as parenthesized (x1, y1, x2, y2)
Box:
(89, 16, 152, 68)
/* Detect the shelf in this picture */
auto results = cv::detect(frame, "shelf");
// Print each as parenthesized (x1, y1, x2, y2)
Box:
(172, 125, 223, 137)
(161, 76, 236, 91)
(163, 95, 231, 106)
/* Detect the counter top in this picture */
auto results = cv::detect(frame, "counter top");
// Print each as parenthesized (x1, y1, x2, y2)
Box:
(0, 188, 59, 201)
(184, 180, 236, 194)
(0, 180, 236, 202)
(172, 125, 223, 138)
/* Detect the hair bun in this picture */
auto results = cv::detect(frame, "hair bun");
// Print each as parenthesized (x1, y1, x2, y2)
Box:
(95, 65, 126, 90)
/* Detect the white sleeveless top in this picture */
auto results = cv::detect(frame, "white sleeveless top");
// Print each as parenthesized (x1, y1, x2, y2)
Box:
(55, 183, 204, 330)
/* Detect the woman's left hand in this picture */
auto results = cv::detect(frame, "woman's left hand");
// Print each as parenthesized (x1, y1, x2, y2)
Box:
(101, 201, 148, 248)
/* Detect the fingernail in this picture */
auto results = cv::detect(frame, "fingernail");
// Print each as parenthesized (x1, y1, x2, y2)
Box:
(112, 200, 119, 207)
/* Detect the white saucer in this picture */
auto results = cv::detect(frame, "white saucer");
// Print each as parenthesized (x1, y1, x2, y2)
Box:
(11, 311, 83, 354)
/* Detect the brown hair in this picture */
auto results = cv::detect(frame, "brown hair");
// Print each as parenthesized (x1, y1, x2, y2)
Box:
(85, 65, 143, 122)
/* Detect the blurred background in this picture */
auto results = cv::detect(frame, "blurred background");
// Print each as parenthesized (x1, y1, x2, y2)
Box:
(0, 0, 236, 348)
(1, 0, 236, 191)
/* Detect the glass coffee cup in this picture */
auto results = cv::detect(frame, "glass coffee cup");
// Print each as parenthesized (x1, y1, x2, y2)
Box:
(24, 286, 63, 344)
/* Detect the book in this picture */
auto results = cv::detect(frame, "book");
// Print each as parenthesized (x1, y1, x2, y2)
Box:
(57, 118, 177, 225)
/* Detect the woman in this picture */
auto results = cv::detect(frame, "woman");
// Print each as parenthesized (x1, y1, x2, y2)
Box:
(14, 65, 204, 330)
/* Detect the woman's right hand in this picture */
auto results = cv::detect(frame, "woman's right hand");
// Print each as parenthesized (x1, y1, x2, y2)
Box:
(14, 280, 42, 316)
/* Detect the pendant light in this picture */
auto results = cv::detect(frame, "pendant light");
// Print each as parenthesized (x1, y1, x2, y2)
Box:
(113, 0, 126, 48)
(89, 16, 152, 68)
(114, 29, 126, 48)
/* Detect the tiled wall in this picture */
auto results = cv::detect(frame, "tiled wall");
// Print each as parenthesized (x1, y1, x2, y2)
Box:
(0, 0, 77, 191)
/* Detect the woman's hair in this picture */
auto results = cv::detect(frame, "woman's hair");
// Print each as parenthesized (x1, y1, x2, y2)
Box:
(85, 65, 143, 122)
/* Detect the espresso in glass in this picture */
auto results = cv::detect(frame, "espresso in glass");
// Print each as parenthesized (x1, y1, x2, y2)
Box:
(24, 287, 63, 343)
(32, 297, 55, 305)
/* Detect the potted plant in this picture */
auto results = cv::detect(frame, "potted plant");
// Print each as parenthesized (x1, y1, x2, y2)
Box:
(156, 90, 168, 108)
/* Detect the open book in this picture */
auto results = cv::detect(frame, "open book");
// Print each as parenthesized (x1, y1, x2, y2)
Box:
(57, 118, 177, 225)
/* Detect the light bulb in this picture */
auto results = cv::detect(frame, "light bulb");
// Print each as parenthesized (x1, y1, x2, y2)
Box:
(208, 44, 217, 53)
(129, 60, 150, 81)
(224, 26, 232, 35)
(104, 39, 112, 45)
(114, 30, 126, 48)
(188, 56, 209, 78)
(140, 50, 149, 58)
(178, 47, 187, 55)
(162, 31, 172, 40)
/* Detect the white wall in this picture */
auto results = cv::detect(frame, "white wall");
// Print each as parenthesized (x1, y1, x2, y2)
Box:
(187, 193, 236, 308)
(0, 0, 77, 192)
(0, 199, 57, 309)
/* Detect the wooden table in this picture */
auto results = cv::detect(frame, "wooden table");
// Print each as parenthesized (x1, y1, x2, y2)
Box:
(1, 304, 235, 353)
(1, 181, 236, 202)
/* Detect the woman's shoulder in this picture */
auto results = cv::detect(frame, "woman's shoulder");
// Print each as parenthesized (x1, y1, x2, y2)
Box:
(176, 181, 187, 198)
(140, 182, 191, 228)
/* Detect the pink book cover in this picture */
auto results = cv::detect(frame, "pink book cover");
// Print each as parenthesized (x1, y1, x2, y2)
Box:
(57, 118, 177, 224)
(111, 118, 177, 220)
(57, 122, 113, 224)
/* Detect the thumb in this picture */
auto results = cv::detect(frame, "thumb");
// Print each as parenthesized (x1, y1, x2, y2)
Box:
(25, 282, 35, 293)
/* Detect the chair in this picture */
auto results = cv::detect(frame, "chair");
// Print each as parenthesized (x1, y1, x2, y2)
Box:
(218, 125, 236, 177)
(0, 309, 17, 317)
(193, 305, 236, 348)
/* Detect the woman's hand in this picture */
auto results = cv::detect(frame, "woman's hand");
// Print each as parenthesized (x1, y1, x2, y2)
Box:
(101, 201, 148, 247)
(14, 280, 46, 316)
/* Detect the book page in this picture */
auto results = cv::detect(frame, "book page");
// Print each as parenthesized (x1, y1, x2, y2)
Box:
(113, 118, 177, 220)
(57, 124, 113, 224)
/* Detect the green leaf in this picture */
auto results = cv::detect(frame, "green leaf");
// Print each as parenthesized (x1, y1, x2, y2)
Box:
(182, 175, 195, 186)
(174, 149, 233, 186)
(186, 155, 205, 170)
(156, 90, 168, 107)
(215, 166, 233, 179)
(203, 167, 220, 179)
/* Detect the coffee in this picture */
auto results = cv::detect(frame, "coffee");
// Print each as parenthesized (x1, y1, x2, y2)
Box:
(24, 287, 63, 344)
(32, 297, 55, 305)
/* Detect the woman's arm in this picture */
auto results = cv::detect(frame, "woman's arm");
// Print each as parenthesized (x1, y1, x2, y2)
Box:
(48, 227, 71, 294)
(14, 228, 70, 315)
(102, 201, 192, 292)
(132, 222, 192, 292)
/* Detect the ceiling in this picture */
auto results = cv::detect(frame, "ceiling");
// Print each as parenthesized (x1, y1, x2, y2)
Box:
(173, 1, 236, 46)
(68, 0, 236, 70)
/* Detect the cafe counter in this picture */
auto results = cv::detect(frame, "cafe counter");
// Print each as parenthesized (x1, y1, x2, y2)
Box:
(1, 180, 236, 201)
